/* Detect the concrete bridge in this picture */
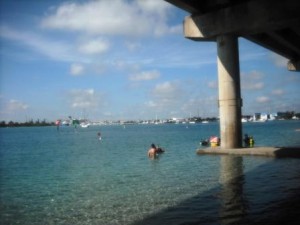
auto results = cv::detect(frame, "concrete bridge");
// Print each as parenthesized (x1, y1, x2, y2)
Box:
(165, 0, 300, 149)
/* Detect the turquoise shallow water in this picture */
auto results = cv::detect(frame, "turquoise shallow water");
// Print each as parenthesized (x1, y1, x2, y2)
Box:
(1, 121, 300, 225)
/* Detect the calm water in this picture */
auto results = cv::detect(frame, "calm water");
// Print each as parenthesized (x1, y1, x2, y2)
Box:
(1, 121, 300, 225)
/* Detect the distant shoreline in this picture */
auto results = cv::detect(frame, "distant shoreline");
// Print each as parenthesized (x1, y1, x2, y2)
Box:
(1, 118, 299, 128)
(0, 121, 54, 128)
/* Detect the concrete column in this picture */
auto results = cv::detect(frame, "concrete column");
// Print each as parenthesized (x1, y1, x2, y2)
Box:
(217, 34, 242, 148)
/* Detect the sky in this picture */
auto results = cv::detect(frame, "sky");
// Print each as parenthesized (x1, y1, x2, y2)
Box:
(0, 0, 299, 122)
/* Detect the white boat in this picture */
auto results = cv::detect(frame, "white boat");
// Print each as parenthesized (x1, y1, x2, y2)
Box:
(252, 118, 267, 123)
(241, 118, 248, 123)
(80, 123, 90, 128)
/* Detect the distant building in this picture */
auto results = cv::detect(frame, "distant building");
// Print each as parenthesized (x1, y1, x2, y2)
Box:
(268, 113, 277, 120)
(252, 112, 277, 121)
(171, 117, 185, 123)
(260, 113, 268, 121)
(253, 113, 262, 121)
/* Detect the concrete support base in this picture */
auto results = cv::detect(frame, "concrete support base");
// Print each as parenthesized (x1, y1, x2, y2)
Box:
(217, 35, 242, 148)
(197, 147, 300, 158)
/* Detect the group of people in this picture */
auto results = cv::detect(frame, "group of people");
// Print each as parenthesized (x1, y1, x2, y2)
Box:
(199, 136, 220, 147)
(99, 131, 254, 159)
(244, 134, 255, 147)
(148, 143, 165, 158)
(199, 134, 255, 148)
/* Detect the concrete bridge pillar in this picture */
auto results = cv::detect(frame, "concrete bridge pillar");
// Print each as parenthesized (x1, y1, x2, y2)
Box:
(217, 35, 242, 148)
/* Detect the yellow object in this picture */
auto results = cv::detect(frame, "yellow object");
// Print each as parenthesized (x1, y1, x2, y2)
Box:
(249, 137, 254, 147)
(211, 142, 218, 147)
(210, 136, 219, 147)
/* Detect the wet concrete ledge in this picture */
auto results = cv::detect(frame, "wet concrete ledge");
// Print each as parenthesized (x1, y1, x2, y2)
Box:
(196, 146, 300, 158)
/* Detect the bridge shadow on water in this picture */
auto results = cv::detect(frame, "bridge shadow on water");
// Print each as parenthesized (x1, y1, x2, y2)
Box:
(131, 155, 300, 225)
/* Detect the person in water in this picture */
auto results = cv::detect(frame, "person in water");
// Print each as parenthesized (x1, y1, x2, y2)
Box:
(156, 145, 165, 153)
(148, 144, 158, 158)
(97, 132, 102, 140)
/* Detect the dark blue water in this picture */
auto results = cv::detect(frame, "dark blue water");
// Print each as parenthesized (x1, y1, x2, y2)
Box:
(1, 121, 300, 225)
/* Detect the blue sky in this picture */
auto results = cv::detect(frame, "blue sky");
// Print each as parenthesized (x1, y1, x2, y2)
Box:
(0, 0, 299, 122)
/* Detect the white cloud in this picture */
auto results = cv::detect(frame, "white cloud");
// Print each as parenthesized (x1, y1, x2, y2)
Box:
(68, 89, 101, 109)
(0, 26, 75, 62)
(270, 53, 288, 68)
(129, 70, 160, 81)
(136, 0, 170, 17)
(153, 81, 178, 97)
(169, 24, 182, 34)
(145, 100, 157, 108)
(241, 71, 265, 90)
(78, 38, 110, 55)
(256, 96, 270, 103)
(148, 81, 185, 112)
(8, 99, 29, 111)
(124, 41, 141, 52)
(208, 80, 217, 89)
(41, 0, 175, 37)
(70, 63, 84, 76)
(142, 80, 219, 118)
(272, 89, 284, 96)
(247, 70, 264, 80)
(243, 82, 264, 90)
(0, 99, 29, 115)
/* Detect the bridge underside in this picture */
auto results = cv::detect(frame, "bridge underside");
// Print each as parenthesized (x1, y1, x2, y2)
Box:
(166, 0, 300, 71)
(165, 0, 300, 148)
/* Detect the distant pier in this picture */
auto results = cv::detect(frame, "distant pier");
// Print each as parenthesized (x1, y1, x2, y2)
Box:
(197, 146, 300, 158)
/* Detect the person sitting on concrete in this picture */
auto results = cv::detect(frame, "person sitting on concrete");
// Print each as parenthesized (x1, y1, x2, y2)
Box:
(210, 136, 220, 147)
(249, 136, 255, 147)
(200, 139, 209, 146)
(244, 134, 250, 147)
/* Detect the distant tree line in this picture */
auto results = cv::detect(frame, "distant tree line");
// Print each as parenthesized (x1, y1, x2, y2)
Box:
(277, 111, 300, 120)
(0, 119, 54, 127)
(188, 117, 218, 122)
